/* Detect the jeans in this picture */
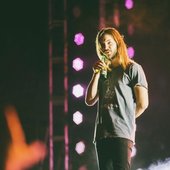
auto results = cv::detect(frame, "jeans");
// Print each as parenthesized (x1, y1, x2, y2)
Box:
(96, 137, 133, 170)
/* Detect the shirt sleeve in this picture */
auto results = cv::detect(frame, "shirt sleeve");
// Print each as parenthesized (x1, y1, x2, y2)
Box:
(130, 62, 148, 89)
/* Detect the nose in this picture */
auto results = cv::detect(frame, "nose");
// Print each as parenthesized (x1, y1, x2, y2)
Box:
(103, 43, 109, 51)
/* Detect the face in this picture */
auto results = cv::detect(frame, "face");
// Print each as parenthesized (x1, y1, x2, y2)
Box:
(99, 34, 117, 60)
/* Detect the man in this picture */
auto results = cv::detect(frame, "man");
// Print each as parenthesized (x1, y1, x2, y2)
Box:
(85, 27, 149, 170)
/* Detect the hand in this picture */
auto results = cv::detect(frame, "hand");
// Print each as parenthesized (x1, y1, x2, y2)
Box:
(92, 60, 108, 74)
(4, 105, 47, 170)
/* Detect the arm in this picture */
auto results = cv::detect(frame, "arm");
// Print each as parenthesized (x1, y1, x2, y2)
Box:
(85, 60, 107, 106)
(134, 85, 149, 118)
(85, 72, 100, 106)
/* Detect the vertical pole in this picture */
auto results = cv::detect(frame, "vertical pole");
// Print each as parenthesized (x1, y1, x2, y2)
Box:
(64, 0, 69, 169)
(49, 42, 54, 170)
(48, 0, 54, 169)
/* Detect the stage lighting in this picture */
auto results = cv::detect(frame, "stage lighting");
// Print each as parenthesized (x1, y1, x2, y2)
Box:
(75, 141, 85, 155)
(73, 111, 83, 125)
(125, 0, 134, 10)
(74, 33, 85, 46)
(127, 46, 135, 58)
(72, 84, 84, 98)
(72, 57, 84, 71)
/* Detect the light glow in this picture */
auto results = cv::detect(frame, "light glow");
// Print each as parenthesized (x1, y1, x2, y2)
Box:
(125, 0, 134, 10)
(74, 33, 85, 46)
(73, 111, 83, 125)
(72, 84, 84, 98)
(72, 57, 84, 71)
(128, 46, 135, 58)
(75, 141, 85, 155)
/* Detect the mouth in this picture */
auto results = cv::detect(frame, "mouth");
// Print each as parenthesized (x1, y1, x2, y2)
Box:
(104, 50, 110, 54)
(104, 52, 112, 59)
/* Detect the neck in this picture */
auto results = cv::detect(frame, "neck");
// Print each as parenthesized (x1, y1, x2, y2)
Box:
(111, 58, 120, 68)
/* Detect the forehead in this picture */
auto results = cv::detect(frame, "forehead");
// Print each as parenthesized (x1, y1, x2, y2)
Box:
(99, 33, 115, 43)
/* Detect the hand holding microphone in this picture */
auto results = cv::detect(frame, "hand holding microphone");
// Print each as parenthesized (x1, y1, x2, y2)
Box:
(93, 60, 108, 78)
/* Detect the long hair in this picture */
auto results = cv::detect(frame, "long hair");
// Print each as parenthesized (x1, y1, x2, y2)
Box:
(96, 27, 132, 70)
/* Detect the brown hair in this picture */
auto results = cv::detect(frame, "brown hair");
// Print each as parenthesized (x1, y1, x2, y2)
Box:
(96, 27, 132, 70)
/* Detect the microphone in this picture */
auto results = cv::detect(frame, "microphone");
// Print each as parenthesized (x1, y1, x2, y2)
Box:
(101, 69, 107, 78)
(101, 55, 107, 78)
(93, 68, 107, 78)
(93, 55, 108, 78)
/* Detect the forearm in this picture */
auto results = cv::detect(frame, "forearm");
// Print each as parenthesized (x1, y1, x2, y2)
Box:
(135, 102, 148, 118)
(85, 73, 100, 106)
(134, 86, 149, 118)
(135, 106, 145, 118)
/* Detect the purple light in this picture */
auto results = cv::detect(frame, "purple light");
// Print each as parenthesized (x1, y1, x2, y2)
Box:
(127, 46, 135, 58)
(74, 33, 85, 46)
(73, 111, 83, 125)
(125, 0, 134, 10)
(72, 84, 84, 98)
(75, 141, 85, 155)
(72, 57, 84, 71)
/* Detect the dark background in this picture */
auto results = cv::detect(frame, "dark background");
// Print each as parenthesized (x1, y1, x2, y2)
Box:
(0, 0, 170, 170)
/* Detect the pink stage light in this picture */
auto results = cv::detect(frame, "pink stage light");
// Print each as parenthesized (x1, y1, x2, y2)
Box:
(72, 57, 84, 71)
(72, 84, 84, 98)
(128, 46, 135, 58)
(75, 141, 85, 155)
(125, 0, 134, 10)
(74, 33, 85, 46)
(73, 111, 83, 125)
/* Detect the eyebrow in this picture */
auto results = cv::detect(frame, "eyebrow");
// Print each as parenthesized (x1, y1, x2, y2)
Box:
(100, 39, 112, 45)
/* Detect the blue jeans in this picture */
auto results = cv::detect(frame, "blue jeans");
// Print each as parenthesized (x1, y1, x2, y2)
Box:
(96, 137, 133, 170)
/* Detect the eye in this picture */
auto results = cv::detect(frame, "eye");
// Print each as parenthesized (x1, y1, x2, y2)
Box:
(100, 43, 105, 49)
(108, 41, 112, 45)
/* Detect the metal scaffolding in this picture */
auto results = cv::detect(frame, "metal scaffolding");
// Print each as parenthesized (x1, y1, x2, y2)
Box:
(48, 0, 69, 169)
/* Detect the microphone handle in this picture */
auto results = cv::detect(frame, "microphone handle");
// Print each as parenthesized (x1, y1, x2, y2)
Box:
(101, 69, 107, 78)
